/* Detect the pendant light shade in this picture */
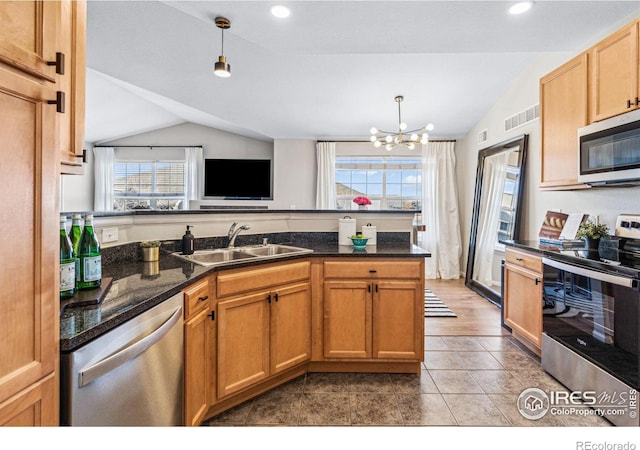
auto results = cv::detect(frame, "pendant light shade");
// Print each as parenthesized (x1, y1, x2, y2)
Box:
(214, 17, 231, 78)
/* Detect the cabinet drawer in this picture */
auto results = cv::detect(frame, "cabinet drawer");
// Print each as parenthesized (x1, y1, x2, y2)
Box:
(183, 277, 210, 318)
(217, 260, 310, 298)
(323, 259, 422, 280)
(505, 248, 542, 273)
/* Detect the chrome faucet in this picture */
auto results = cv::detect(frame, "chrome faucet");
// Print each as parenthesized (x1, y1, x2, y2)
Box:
(227, 222, 251, 248)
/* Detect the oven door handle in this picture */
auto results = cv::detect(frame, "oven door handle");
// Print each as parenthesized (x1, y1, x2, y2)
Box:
(542, 257, 638, 289)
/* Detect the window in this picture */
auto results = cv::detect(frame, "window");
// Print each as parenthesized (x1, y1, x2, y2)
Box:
(113, 161, 186, 210)
(335, 157, 422, 210)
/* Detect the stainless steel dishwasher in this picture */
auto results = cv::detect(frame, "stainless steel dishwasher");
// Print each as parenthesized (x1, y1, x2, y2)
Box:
(61, 293, 184, 426)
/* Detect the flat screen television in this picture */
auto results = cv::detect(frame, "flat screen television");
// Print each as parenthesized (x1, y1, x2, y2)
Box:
(204, 158, 272, 199)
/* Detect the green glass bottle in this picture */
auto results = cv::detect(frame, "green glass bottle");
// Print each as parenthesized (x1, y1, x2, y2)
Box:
(59, 216, 75, 298)
(77, 213, 102, 290)
(69, 213, 83, 287)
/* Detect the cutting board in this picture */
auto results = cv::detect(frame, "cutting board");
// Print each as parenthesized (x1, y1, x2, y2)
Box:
(60, 277, 113, 316)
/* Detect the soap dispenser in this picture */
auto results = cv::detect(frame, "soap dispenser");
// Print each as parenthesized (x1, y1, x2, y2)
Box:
(182, 225, 194, 255)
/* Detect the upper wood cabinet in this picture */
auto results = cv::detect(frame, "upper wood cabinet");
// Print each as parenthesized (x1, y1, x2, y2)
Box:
(590, 21, 639, 123)
(57, 0, 86, 174)
(539, 53, 590, 190)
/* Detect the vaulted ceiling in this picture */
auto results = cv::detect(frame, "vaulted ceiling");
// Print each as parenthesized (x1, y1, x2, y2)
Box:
(85, 1, 640, 143)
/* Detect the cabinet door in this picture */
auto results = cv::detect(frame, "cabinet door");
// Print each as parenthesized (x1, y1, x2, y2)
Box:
(184, 307, 209, 426)
(270, 282, 311, 374)
(373, 281, 423, 360)
(323, 280, 372, 359)
(0, 67, 59, 408)
(217, 291, 270, 398)
(58, 0, 86, 174)
(503, 263, 543, 349)
(540, 53, 589, 189)
(0, 374, 56, 426)
(0, 1, 58, 82)
(590, 22, 639, 122)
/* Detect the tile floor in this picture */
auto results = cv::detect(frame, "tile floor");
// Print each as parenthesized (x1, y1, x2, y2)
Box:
(203, 335, 612, 427)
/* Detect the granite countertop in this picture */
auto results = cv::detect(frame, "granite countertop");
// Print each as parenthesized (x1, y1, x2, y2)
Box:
(502, 239, 640, 279)
(60, 236, 429, 353)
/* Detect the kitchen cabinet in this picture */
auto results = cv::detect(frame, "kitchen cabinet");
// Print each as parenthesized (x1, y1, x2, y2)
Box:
(322, 259, 424, 362)
(216, 260, 311, 399)
(0, 0, 61, 426)
(539, 53, 590, 190)
(183, 276, 212, 427)
(57, 0, 87, 174)
(590, 20, 639, 123)
(503, 248, 543, 355)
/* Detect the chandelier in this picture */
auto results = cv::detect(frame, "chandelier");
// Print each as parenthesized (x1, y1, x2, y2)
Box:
(370, 96, 434, 151)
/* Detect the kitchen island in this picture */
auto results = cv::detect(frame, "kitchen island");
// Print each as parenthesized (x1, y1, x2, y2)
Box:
(60, 229, 429, 425)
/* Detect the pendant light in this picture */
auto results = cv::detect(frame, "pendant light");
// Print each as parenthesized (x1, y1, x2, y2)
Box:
(214, 17, 231, 78)
(370, 96, 434, 151)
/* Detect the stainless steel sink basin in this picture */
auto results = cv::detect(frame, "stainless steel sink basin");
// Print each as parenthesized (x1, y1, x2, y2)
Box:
(238, 244, 312, 257)
(171, 244, 312, 267)
(172, 248, 257, 266)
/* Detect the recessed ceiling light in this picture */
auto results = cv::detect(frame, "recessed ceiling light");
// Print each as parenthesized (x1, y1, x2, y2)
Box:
(509, 1, 533, 15)
(270, 5, 290, 19)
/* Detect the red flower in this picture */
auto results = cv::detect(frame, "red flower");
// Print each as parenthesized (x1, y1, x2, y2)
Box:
(353, 196, 371, 206)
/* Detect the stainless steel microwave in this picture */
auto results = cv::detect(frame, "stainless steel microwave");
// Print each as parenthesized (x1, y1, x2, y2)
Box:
(578, 109, 640, 186)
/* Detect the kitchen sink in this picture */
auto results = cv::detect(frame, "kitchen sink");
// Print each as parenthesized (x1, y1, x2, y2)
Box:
(238, 244, 312, 257)
(171, 244, 312, 267)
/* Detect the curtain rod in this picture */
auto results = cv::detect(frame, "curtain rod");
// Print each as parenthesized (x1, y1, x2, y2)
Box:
(93, 145, 203, 148)
(316, 139, 457, 143)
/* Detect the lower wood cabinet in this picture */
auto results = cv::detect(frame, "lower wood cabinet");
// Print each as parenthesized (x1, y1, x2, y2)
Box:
(216, 261, 311, 399)
(503, 248, 543, 354)
(322, 259, 424, 362)
(0, 374, 56, 426)
(183, 276, 213, 427)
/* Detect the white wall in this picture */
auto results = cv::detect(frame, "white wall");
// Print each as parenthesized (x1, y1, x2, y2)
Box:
(272, 139, 317, 210)
(457, 25, 640, 270)
(60, 122, 275, 211)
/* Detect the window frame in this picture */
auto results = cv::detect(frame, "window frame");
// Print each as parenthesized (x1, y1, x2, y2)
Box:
(335, 156, 423, 211)
(112, 159, 187, 211)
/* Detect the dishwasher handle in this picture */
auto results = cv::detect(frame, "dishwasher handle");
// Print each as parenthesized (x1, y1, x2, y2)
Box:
(78, 305, 182, 387)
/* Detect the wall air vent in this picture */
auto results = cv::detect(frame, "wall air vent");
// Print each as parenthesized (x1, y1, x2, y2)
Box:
(477, 129, 488, 145)
(505, 104, 539, 132)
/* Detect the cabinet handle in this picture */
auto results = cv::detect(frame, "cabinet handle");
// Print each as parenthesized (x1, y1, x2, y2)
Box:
(535, 278, 540, 285)
(198, 295, 208, 302)
(375, 284, 379, 293)
(636, 97, 639, 106)
(628, 99, 633, 108)
(267, 293, 271, 304)
(274, 293, 279, 302)
(208, 311, 215, 321)
(515, 257, 524, 262)
(47, 52, 65, 75)
(47, 91, 65, 113)
(369, 270, 377, 275)
(368, 284, 371, 293)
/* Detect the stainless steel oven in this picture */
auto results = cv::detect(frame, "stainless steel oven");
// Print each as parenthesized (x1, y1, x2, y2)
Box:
(541, 256, 639, 426)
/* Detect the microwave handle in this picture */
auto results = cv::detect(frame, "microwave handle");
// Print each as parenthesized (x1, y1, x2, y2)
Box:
(542, 257, 638, 289)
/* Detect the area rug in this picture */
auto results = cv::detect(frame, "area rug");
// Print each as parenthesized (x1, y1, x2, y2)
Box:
(424, 288, 457, 318)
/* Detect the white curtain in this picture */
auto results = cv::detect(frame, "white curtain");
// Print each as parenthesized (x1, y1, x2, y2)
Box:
(315, 141, 336, 209)
(185, 146, 203, 210)
(473, 151, 510, 286)
(421, 141, 462, 279)
(93, 147, 114, 211)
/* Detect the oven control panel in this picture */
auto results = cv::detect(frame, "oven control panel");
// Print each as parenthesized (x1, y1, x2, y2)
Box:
(615, 214, 640, 238)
